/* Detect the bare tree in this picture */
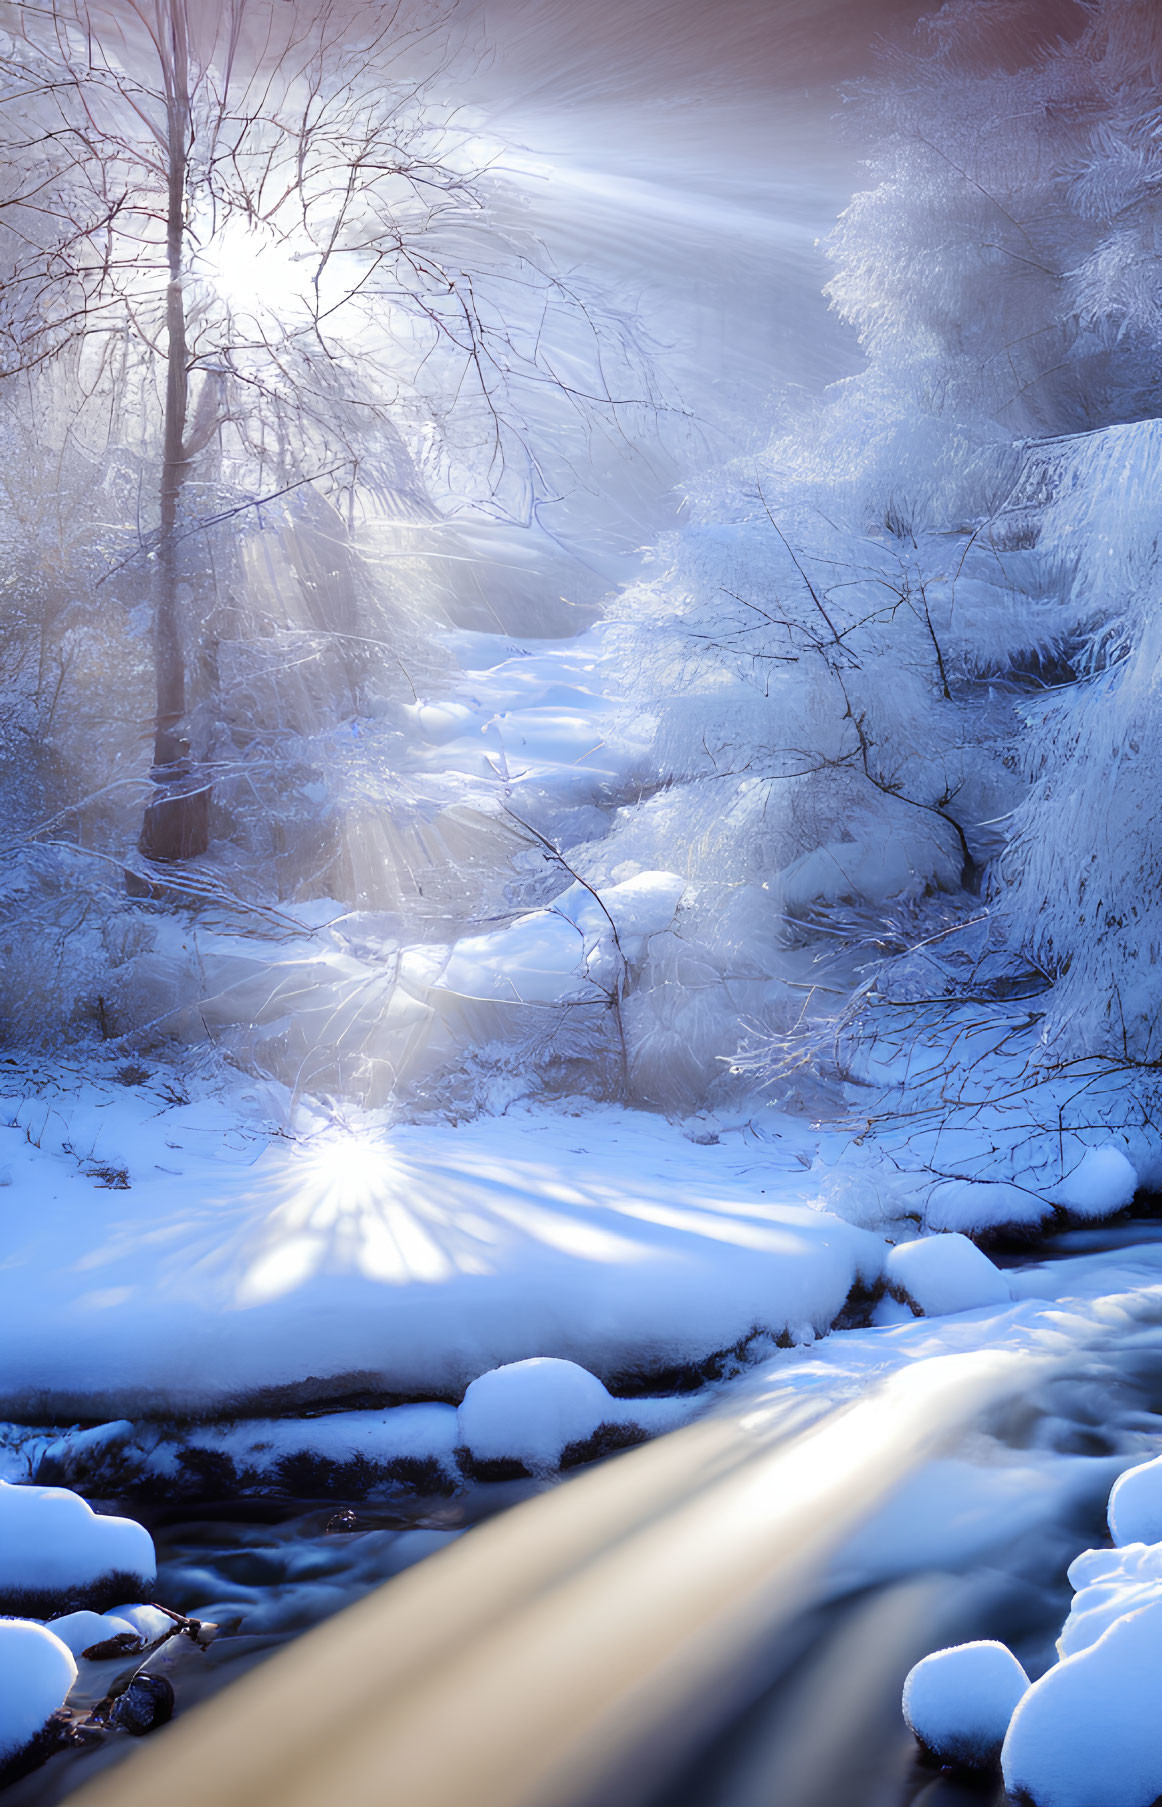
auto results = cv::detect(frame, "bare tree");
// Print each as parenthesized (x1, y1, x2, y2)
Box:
(0, 0, 656, 860)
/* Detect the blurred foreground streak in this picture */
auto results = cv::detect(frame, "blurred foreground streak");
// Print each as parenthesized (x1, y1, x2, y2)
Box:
(71, 1351, 1032, 1807)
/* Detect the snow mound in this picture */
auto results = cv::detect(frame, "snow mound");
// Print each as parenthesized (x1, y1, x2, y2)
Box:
(457, 1357, 624, 1472)
(108, 1603, 173, 1645)
(0, 1480, 155, 1607)
(553, 870, 686, 949)
(1109, 1454, 1162, 1548)
(924, 1179, 1049, 1235)
(1054, 1147, 1138, 1220)
(1001, 1599, 1162, 1807)
(885, 1234, 1012, 1317)
(903, 1640, 1028, 1768)
(433, 871, 685, 1007)
(1060, 1544, 1162, 1659)
(436, 911, 600, 1006)
(43, 1609, 140, 1659)
(0, 1620, 76, 1760)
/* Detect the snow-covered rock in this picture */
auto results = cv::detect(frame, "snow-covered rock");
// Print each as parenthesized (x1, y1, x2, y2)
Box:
(1054, 1147, 1138, 1220)
(457, 1357, 622, 1473)
(43, 1609, 141, 1660)
(1002, 1599, 1162, 1807)
(107, 1603, 173, 1645)
(885, 1234, 1012, 1317)
(160, 1401, 462, 1495)
(903, 1640, 1028, 1768)
(1108, 1453, 1162, 1548)
(924, 1179, 1049, 1235)
(0, 1620, 76, 1761)
(0, 1480, 155, 1608)
(1059, 1543, 1162, 1659)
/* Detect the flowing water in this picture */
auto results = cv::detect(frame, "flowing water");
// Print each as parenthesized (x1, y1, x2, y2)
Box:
(10, 1220, 1162, 1805)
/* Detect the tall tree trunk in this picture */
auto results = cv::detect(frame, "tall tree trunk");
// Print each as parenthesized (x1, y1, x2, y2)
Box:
(139, 0, 209, 863)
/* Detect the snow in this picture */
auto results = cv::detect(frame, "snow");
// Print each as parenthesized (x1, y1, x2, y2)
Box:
(895, 1408, 1162, 1806)
(168, 1402, 463, 1488)
(1108, 1453, 1162, 1548)
(43, 1610, 141, 1659)
(552, 871, 687, 947)
(430, 870, 686, 1007)
(1060, 1545, 1162, 1659)
(1001, 1600, 1162, 1807)
(0, 1480, 154, 1602)
(884, 1234, 1012, 1317)
(923, 1179, 1050, 1235)
(0, 1091, 884, 1415)
(0, 1621, 76, 1760)
(902, 1640, 1028, 1767)
(457, 1357, 632, 1472)
(109, 1603, 174, 1645)
(1054, 1147, 1138, 1220)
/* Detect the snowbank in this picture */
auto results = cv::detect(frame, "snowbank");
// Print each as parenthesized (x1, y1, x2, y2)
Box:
(1060, 1544, 1162, 1659)
(0, 1621, 75, 1761)
(923, 1179, 1049, 1235)
(0, 1095, 884, 1415)
(0, 1480, 154, 1611)
(903, 1641, 1028, 1767)
(432, 870, 686, 1007)
(885, 1234, 1012, 1317)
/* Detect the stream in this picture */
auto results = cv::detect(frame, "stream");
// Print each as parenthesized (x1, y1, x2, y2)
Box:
(8, 1218, 1162, 1806)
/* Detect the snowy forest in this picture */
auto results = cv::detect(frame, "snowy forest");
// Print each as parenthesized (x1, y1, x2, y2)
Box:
(4, 1, 1162, 1803)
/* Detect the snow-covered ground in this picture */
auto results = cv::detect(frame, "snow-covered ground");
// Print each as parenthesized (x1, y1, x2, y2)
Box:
(3, 610, 1161, 1795)
(0, 1078, 886, 1420)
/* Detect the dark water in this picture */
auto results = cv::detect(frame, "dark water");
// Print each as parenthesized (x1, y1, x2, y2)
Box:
(2, 1480, 533, 1804)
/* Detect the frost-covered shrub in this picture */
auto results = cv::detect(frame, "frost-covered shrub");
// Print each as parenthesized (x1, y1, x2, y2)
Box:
(603, 0, 1162, 1097)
